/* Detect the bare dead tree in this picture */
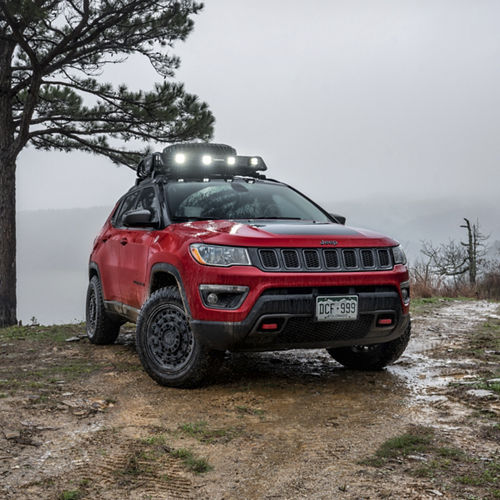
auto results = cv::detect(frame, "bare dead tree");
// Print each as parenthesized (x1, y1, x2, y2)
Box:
(420, 218, 489, 287)
(460, 218, 489, 285)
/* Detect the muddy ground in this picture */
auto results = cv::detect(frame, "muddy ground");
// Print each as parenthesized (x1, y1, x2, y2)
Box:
(0, 299, 499, 500)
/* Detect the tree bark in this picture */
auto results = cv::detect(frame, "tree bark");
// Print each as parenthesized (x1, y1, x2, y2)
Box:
(0, 157, 17, 327)
(0, 39, 17, 327)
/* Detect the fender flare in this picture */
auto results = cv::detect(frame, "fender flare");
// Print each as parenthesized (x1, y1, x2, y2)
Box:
(149, 263, 192, 318)
(89, 261, 102, 282)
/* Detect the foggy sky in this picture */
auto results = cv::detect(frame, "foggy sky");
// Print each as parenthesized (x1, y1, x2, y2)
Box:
(17, 0, 500, 211)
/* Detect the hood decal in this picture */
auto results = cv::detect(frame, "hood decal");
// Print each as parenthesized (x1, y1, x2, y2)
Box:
(250, 222, 360, 236)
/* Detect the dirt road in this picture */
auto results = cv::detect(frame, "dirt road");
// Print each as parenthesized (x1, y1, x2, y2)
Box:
(0, 299, 499, 499)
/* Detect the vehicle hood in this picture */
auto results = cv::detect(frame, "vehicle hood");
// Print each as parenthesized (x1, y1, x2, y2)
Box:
(167, 220, 398, 248)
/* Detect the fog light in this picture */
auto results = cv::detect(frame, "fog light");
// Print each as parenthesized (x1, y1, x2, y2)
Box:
(199, 284, 249, 309)
(206, 293, 219, 305)
(202, 154, 212, 165)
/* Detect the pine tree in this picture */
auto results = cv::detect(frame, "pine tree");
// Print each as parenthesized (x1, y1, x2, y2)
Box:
(0, 0, 214, 327)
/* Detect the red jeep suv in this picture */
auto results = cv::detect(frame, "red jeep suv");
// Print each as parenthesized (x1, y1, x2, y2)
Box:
(86, 143, 411, 387)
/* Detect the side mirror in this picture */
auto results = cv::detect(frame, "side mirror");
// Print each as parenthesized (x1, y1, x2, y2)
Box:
(329, 213, 346, 225)
(123, 209, 154, 227)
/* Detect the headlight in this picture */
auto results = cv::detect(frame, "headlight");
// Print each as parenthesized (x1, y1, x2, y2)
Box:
(190, 244, 251, 267)
(392, 245, 407, 265)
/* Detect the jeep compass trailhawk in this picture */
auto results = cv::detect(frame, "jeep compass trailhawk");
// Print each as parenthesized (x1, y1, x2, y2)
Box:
(86, 143, 411, 387)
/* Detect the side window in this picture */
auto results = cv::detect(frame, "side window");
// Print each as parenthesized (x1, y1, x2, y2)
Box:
(136, 187, 159, 222)
(113, 187, 161, 228)
(113, 191, 140, 227)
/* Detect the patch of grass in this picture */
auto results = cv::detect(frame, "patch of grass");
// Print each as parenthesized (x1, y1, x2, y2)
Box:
(361, 426, 499, 499)
(114, 451, 154, 481)
(236, 405, 265, 416)
(435, 446, 465, 459)
(473, 408, 499, 421)
(140, 434, 213, 475)
(456, 308, 500, 361)
(412, 459, 444, 478)
(0, 324, 85, 343)
(0, 392, 7, 398)
(170, 448, 212, 473)
(1, 360, 102, 392)
(59, 490, 81, 500)
(179, 421, 241, 443)
(362, 426, 434, 466)
(456, 461, 499, 488)
(142, 433, 168, 446)
(476, 380, 500, 395)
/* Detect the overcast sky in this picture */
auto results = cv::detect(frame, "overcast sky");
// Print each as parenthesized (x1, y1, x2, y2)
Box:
(17, 0, 500, 211)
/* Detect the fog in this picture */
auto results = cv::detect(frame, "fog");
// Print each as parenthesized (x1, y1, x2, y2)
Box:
(16, 200, 500, 324)
(12, 0, 500, 323)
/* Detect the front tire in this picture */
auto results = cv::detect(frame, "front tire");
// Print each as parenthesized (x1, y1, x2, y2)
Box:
(136, 287, 223, 388)
(86, 275, 121, 345)
(327, 320, 411, 370)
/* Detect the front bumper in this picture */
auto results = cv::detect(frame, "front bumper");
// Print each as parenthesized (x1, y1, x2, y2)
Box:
(191, 287, 409, 352)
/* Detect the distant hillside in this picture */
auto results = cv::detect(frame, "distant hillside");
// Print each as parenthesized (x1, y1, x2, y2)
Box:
(15, 198, 500, 324)
(321, 196, 500, 262)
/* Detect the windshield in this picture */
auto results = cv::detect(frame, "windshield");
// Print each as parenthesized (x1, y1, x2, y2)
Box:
(165, 180, 331, 222)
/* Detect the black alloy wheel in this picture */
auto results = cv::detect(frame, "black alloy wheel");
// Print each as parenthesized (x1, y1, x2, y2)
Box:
(136, 287, 223, 388)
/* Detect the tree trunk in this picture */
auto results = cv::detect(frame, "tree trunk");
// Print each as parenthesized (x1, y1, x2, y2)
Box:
(0, 39, 17, 327)
(461, 218, 477, 286)
(0, 157, 17, 327)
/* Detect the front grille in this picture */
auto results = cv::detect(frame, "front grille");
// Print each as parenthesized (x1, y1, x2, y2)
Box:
(378, 249, 390, 267)
(304, 250, 320, 269)
(259, 249, 279, 269)
(282, 250, 300, 268)
(343, 250, 357, 268)
(254, 247, 393, 272)
(324, 250, 339, 268)
(361, 249, 374, 267)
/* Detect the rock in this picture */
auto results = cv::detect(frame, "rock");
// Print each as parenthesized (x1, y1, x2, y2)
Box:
(466, 389, 496, 399)
(4, 431, 21, 440)
(62, 400, 80, 408)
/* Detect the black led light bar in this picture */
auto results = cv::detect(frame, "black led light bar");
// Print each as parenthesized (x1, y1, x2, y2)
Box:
(136, 143, 268, 181)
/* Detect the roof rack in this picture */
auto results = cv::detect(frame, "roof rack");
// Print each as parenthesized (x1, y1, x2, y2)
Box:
(135, 143, 267, 183)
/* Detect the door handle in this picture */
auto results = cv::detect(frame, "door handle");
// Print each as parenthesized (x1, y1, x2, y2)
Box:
(120, 238, 128, 246)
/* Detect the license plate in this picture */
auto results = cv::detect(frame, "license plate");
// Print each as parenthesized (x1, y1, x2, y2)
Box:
(316, 295, 358, 321)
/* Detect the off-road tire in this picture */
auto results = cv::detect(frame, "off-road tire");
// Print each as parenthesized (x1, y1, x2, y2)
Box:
(327, 320, 411, 370)
(136, 287, 224, 388)
(86, 275, 121, 345)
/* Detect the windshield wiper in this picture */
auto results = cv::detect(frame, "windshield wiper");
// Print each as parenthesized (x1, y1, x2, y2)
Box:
(171, 216, 217, 222)
(247, 217, 303, 220)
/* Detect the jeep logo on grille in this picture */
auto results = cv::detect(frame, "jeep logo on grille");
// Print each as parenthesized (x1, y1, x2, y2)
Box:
(320, 240, 338, 245)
